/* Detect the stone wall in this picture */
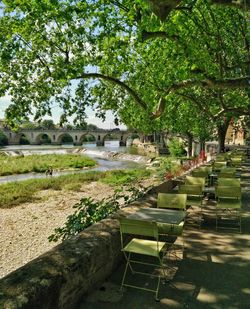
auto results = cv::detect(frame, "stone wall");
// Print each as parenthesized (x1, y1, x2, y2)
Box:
(0, 180, 174, 309)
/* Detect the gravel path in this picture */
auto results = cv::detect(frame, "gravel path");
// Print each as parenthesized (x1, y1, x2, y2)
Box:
(0, 182, 115, 279)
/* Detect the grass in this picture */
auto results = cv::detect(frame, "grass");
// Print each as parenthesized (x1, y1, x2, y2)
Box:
(0, 154, 96, 176)
(0, 169, 151, 209)
(101, 169, 151, 186)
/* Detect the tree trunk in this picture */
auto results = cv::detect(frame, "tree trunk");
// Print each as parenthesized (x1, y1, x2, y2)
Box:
(217, 121, 230, 153)
(199, 138, 205, 152)
(161, 132, 167, 148)
(186, 133, 193, 158)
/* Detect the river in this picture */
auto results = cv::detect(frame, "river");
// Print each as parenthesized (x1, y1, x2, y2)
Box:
(0, 141, 148, 184)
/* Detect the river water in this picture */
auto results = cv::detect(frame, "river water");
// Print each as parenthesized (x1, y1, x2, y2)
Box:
(0, 141, 148, 184)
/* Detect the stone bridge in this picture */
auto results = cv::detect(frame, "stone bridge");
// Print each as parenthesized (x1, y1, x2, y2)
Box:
(2, 128, 142, 146)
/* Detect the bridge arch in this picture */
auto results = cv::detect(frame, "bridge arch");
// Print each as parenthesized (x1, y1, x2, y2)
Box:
(19, 133, 30, 145)
(102, 133, 123, 146)
(56, 133, 74, 144)
(0, 131, 8, 146)
(35, 133, 52, 145)
(124, 133, 141, 145)
(79, 133, 96, 145)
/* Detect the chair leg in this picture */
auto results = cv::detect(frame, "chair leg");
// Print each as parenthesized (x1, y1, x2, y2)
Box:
(199, 204, 203, 229)
(216, 208, 218, 231)
(155, 255, 169, 301)
(121, 252, 131, 290)
(238, 210, 241, 233)
(121, 253, 166, 300)
(215, 208, 241, 233)
(155, 275, 161, 301)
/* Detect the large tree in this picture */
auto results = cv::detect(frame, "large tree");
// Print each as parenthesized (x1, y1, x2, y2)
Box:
(0, 0, 249, 152)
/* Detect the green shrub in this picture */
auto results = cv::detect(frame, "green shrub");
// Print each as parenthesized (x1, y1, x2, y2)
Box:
(168, 138, 186, 157)
(101, 169, 150, 186)
(48, 184, 150, 242)
(48, 196, 120, 242)
(155, 157, 173, 179)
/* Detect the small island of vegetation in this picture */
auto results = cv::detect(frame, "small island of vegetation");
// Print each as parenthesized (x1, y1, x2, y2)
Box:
(0, 154, 97, 176)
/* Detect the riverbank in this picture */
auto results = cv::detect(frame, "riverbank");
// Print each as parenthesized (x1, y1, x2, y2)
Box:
(0, 169, 150, 208)
(0, 170, 157, 278)
(0, 183, 113, 278)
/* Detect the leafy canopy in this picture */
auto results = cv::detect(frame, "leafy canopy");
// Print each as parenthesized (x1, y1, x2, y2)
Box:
(0, 0, 249, 140)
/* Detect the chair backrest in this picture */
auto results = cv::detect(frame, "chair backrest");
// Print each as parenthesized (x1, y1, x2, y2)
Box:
(179, 184, 203, 196)
(185, 176, 205, 189)
(230, 157, 242, 164)
(216, 153, 229, 160)
(231, 155, 243, 160)
(219, 167, 236, 173)
(157, 221, 184, 236)
(192, 170, 209, 178)
(157, 193, 187, 210)
(197, 166, 212, 173)
(213, 161, 228, 169)
(119, 217, 158, 238)
(218, 171, 236, 178)
(217, 178, 240, 187)
(216, 186, 241, 199)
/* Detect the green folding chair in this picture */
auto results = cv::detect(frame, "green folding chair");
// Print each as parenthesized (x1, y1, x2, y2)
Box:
(157, 221, 185, 261)
(157, 193, 187, 210)
(179, 184, 203, 228)
(217, 178, 240, 187)
(218, 167, 237, 178)
(215, 186, 241, 232)
(213, 161, 228, 172)
(185, 176, 206, 190)
(192, 169, 209, 179)
(230, 157, 242, 168)
(119, 218, 166, 301)
(216, 154, 229, 161)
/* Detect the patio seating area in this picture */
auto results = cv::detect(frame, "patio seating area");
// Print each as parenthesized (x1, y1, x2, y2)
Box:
(81, 153, 250, 308)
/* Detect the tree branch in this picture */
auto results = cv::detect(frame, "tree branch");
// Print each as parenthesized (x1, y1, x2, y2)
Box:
(78, 72, 148, 110)
(145, 0, 181, 21)
(110, 1, 130, 12)
(151, 97, 167, 118)
(169, 76, 250, 91)
(77, 73, 250, 121)
(151, 76, 250, 118)
(141, 30, 179, 41)
(175, 92, 215, 119)
(215, 107, 250, 118)
(16, 34, 52, 76)
(212, 0, 250, 9)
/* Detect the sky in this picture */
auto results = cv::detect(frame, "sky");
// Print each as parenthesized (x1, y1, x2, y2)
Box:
(0, 95, 127, 130)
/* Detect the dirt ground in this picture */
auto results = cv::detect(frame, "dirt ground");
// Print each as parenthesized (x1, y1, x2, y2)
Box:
(0, 177, 157, 279)
(0, 182, 116, 278)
